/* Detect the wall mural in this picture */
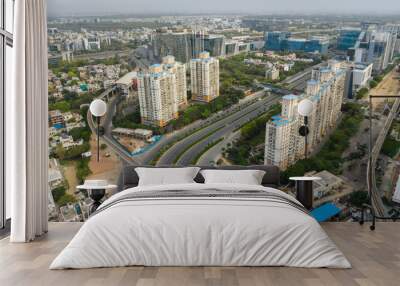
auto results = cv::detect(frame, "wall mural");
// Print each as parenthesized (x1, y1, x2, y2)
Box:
(46, 17, 400, 222)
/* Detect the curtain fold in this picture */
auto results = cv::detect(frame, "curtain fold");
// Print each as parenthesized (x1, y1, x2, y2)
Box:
(7, 0, 48, 242)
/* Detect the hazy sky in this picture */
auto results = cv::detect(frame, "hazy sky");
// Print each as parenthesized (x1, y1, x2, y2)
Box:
(48, 0, 400, 16)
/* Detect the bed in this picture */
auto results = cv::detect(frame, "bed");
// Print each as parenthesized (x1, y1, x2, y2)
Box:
(50, 165, 351, 269)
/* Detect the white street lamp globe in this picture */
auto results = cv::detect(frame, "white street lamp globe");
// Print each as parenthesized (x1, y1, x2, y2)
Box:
(90, 99, 107, 117)
(298, 99, 314, 117)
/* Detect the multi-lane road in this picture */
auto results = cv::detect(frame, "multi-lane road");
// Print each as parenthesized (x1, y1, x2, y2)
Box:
(282, 61, 326, 91)
(156, 92, 279, 165)
(172, 96, 280, 166)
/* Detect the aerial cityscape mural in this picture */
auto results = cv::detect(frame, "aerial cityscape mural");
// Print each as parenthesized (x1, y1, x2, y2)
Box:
(46, 10, 400, 222)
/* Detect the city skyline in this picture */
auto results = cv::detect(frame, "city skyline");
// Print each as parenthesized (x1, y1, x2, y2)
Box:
(47, 0, 400, 17)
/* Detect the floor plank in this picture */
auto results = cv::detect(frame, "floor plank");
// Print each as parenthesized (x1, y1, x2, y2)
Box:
(0, 222, 399, 286)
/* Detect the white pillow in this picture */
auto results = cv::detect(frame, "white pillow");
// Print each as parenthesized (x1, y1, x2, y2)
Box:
(200, 169, 266, 185)
(135, 167, 201, 186)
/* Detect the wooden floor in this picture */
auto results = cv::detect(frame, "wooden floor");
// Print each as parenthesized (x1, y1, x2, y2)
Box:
(0, 222, 399, 286)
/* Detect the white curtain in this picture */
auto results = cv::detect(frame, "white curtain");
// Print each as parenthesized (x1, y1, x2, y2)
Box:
(7, 0, 49, 242)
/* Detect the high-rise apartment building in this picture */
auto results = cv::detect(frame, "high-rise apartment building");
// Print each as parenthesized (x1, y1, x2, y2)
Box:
(162, 56, 187, 108)
(264, 61, 346, 170)
(264, 95, 303, 170)
(190, 52, 220, 103)
(137, 64, 179, 127)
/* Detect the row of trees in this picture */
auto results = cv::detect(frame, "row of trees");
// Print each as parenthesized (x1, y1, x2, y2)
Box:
(49, 89, 103, 112)
(170, 88, 245, 131)
(112, 108, 159, 132)
(224, 104, 282, 165)
(113, 88, 246, 135)
(356, 87, 369, 100)
(382, 137, 400, 157)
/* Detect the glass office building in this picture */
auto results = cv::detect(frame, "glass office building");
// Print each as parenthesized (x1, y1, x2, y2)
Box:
(204, 35, 225, 57)
(286, 38, 306, 51)
(265, 32, 328, 54)
(265, 31, 290, 51)
(337, 29, 362, 51)
(305, 38, 329, 54)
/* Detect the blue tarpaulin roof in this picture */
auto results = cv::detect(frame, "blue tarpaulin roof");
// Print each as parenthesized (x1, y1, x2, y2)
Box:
(53, 123, 64, 130)
(310, 203, 341, 222)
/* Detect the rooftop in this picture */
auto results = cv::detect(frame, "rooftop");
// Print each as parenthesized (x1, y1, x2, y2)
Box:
(116, 71, 137, 86)
(48, 168, 62, 183)
(313, 170, 344, 187)
(282, 94, 298, 100)
(288, 38, 307, 42)
(112, 127, 153, 136)
(1, 222, 399, 286)
(310, 203, 341, 222)
(271, 116, 291, 127)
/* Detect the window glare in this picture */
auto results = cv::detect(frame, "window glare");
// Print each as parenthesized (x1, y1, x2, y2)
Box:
(5, 0, 14, 33)
(5, 44, 12, 220)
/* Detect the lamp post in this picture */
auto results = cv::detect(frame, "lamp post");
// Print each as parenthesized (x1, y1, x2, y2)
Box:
(89, 99, 107, 162)
(292, 98, 315, 210)
(298, 98, 313, 159)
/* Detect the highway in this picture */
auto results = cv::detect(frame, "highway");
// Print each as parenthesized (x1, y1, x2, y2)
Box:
(196, 131, 241, 165)
(157, 93, 280, 166)
(367, 98, 400, 216)
(137, 90, 268, 164)
(177, 98, 280, 166)
(286, 73, 311, 91)
(282, 61, 326, 91)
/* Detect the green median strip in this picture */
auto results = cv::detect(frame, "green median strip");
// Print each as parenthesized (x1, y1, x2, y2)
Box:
(191, 138, 224, 165)
(173, 126, 225, 165)
(152, 98, 270, 165)
(151, 107, 243, 165)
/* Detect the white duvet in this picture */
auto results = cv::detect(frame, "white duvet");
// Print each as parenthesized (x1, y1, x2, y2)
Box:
(50, 183, 351, 269)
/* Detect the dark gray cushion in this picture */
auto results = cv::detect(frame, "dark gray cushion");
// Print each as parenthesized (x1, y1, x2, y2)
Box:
(117, 165, 280, 192)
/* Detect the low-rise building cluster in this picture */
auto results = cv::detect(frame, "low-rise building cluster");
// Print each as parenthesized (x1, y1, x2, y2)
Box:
(48, 110, 86, 152)
(244, 51, 316, 81)
(48, 63, 123, 100)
